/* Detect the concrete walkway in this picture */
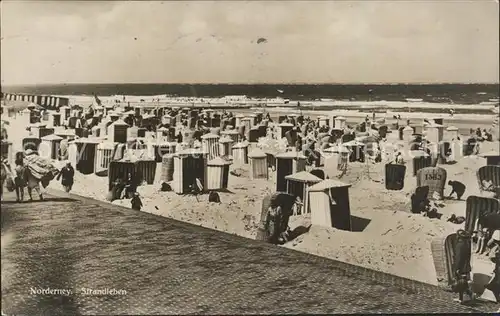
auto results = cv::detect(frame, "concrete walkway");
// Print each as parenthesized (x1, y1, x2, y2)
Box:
(1, 190, 498, 315)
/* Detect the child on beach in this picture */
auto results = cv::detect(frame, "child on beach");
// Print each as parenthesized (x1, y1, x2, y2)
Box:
(13, 158, 26, 202)
(130, 192, 143, 211)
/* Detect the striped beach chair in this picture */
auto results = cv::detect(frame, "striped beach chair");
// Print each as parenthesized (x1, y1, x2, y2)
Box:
(431, 233, 457, 289)
(255, 193, 295, 243)
(385, 163, 406, 191)
(477, 165, 500, 196)
(464, 195, 500, 234)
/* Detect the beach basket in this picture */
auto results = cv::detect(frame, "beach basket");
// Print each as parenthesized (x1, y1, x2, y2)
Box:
(135, 160, 157, 185)
(255, 193, 295, 243)
(385, 164, 406, 191)
(310, 169, 325, 180)
(108, 160, 136, 190)
(161, 154, 175, 182)
(477, 165, 500, 196)
(206, 157, 231, 190)
(464, 195, 500, 234)
(153, 142, 176, 162)
(431, 233, 458, 289)
(411, 154, 432, 176)
(173, 151, 207, 194)
(39, 128, 55, 139)
(22, 137, 41, 151)
(462, 139, 478, 156)
(437, 141, 451, 164)
(77, 142, 98, 175)
(249, 128, 259, 143)
(341, 133, 355, 144)
(416, 167, 447, 200)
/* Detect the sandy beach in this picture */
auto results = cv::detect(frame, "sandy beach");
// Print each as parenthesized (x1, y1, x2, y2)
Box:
(3, 98, 497, 287)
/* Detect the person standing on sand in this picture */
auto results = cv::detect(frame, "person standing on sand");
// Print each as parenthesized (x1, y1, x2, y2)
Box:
(124, 173, 137, 198)
(13, 157, 26, 202)
(56, 162, 74, 193)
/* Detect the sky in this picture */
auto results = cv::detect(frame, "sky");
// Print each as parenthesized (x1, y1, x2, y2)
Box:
(1, 0, 499, 85)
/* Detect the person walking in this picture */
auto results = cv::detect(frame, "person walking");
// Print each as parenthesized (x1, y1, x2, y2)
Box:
(56, 161, 75, 193)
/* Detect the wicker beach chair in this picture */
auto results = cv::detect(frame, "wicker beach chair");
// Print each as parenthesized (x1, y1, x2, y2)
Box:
(431, 233, 458, 289)
(477, 165, 500, 196)
(464, 195, 500, 234)
(310, 169, 325, 180)
(265, 152, 277, 171)
(416, 167, 447, 200)
(256, 192, 296, 244)
(385, 163, 406, 191)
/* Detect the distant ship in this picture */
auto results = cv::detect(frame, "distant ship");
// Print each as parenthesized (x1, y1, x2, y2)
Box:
(405, 98, 423, 103)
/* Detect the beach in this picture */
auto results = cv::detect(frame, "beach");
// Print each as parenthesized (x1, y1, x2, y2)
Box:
(2, 94, 498, 288)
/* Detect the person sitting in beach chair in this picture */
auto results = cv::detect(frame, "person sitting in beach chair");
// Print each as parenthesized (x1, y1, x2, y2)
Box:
(486, 229, 500, 258)
(410, 186, 430, 214)
(108, 178, 126, 201)
(394, 152, 405, 165)
(472, 217, 489, 254)
(452, 229, 474, 304)
(447, 180, 466, 200)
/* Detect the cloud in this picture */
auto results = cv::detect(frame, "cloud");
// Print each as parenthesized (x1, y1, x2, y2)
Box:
(1, 1, 498, 85)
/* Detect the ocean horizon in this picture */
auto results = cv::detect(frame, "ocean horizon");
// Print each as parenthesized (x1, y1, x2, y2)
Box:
(2, 83, 499, 104)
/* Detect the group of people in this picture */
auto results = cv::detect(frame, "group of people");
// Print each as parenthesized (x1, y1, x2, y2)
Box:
(1, 154, 75, 202)
(108, 172, 143, 211)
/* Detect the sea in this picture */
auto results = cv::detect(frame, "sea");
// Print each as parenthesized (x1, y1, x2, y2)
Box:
(2, 84, 499, 104)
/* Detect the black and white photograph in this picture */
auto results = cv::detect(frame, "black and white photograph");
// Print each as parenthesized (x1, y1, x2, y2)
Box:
(1, 0, 499, 314)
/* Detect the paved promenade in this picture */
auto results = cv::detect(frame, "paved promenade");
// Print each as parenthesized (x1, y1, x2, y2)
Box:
(1, 190, 498, 315)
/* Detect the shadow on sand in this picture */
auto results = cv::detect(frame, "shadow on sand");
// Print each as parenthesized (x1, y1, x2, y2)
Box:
(351, 215, 372, 232)
(288, 225, 312, 242)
